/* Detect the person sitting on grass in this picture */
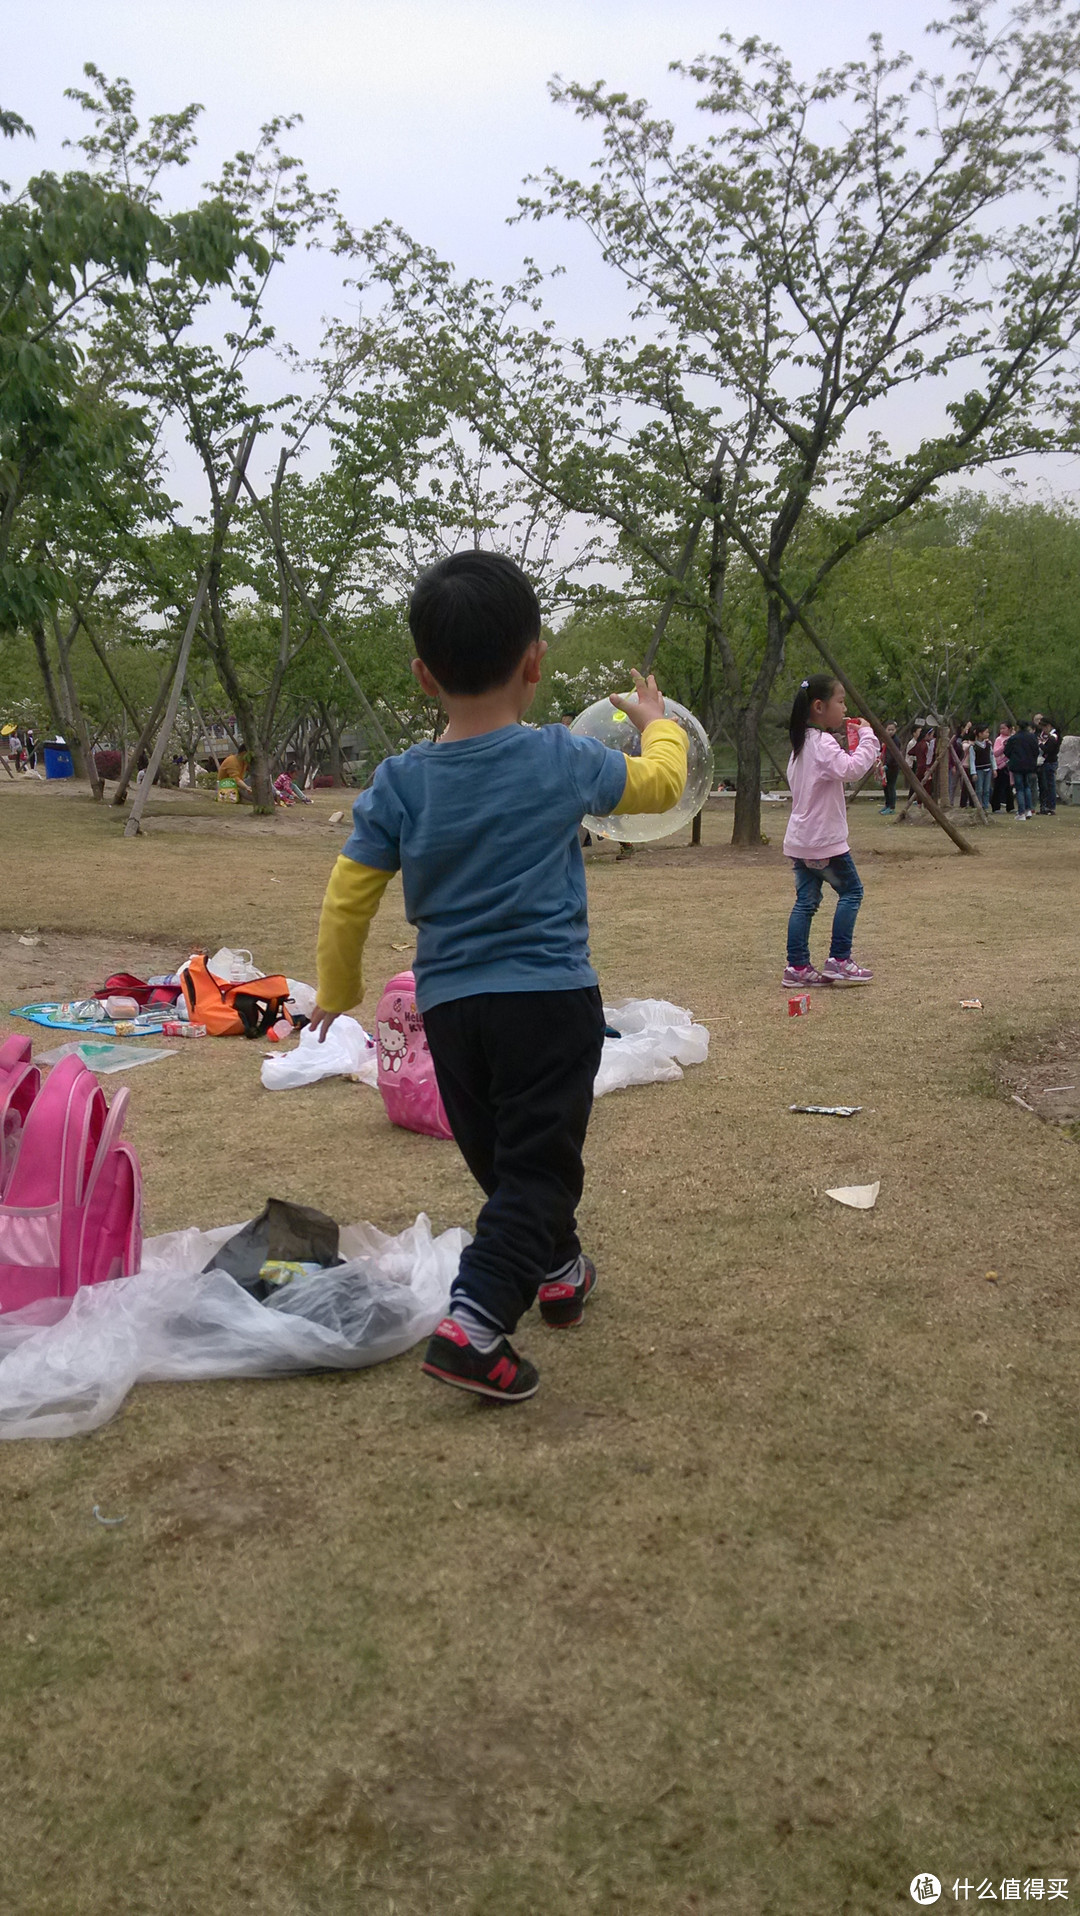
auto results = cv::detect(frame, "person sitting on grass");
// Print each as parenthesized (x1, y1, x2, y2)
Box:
(217, 747, 251, 801)
(309, 550, 688, 1403)
(273, 765, 313, 806)
(782, 674, 880, 990)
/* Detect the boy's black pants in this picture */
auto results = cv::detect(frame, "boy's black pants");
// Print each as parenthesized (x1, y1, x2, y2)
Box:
(423, 986, 605, 1335)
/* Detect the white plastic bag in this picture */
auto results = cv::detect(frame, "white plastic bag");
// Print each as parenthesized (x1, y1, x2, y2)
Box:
(0, 1213, 466, 1440)
(258, 997, 708, 1101)
(594, 998, 710, 1097)
(260, 1016, 378, 1091)
(285, 978, 317, 1019)
(206, 947, 262, 984)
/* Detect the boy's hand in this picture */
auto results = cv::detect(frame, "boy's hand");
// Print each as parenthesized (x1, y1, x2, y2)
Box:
(308, 1005, 340, 1044)
(610, 669, 666, 732)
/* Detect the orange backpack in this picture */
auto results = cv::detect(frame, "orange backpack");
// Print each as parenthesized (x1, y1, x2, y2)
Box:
(178, 952, 293, 1039)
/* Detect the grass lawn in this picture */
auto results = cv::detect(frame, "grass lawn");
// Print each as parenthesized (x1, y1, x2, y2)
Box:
(2, 777, 1079, 1916)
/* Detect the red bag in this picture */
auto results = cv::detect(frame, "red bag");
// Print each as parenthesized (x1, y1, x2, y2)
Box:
(95, 971, 181, 1009)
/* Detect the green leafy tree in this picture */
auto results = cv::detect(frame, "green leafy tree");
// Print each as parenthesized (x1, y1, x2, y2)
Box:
(0, 86, 256, 639)
(362, 0, 1080, 843)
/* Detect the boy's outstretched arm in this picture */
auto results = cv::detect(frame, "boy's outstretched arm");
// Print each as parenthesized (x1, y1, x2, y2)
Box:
(311, 857, 394, 1040)
(609, 670, 689, 815)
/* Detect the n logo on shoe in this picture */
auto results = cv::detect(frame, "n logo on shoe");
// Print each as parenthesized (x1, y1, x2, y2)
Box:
(487, 1356, 518, 1388)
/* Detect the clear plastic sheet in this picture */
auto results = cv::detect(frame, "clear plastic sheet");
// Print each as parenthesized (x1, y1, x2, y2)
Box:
(0, 1213, 466, 1440)
(35, 1041, 177, 1074)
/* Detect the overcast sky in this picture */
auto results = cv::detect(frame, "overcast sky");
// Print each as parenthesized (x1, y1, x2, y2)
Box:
(6, 1, 1077, 506)
(9, 1, 930, 257)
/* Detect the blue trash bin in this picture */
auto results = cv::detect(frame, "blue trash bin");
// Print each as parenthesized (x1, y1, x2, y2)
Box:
(43, 743, 74, 779)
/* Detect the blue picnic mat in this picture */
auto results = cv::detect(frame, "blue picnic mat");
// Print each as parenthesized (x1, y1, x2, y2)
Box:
(13, 1003, 170, 1035)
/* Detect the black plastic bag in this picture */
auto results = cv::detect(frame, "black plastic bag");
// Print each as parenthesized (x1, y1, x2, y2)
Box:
(205, 1198, 341, 1301)
(264, 1261, 421, 1345)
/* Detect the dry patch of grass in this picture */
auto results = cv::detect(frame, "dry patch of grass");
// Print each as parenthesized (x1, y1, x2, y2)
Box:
(993, 1020, 1080, 1129)
(2, 782, 1080, 1915)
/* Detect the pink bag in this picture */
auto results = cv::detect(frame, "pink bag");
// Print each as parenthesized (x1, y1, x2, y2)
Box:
(0, 1052, 142, 1313)
(0, 1035, 41, 1198)
(374, 971, 452, 1141)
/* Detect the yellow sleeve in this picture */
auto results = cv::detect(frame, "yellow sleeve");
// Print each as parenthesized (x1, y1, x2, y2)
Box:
(613, 717, 689, 815)
(315, 857, 395, 1013)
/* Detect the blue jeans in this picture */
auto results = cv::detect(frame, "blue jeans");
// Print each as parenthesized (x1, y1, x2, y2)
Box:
(1039, 764, 1057, 812)
(1013, 771, 1036, 815)
(787, 854, 864, 967)
(975, 767, 993, 810)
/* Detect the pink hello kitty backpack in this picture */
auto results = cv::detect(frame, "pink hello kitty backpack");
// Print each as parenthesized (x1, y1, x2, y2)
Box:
(374, 971, 452, 1141)
(0, 1048, 142, 1313)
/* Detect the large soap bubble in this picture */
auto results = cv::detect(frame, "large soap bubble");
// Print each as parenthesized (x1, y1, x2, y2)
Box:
(570, 696, 715, 843)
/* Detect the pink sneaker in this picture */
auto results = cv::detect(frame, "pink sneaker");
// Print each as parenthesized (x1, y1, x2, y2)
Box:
(822, 957, 873, 985)
(782, 963, 827, 988)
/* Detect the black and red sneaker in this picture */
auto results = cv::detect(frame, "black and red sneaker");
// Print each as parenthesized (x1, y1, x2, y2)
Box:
(537, 1255, 597, 1329)
(421, 1318, 540, 1403)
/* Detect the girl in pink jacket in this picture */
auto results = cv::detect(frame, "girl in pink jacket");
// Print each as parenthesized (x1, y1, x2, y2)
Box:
(782, 674, 880, 988)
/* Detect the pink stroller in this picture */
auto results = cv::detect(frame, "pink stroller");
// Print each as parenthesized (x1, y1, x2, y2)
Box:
(0, 1045, 142, 1313)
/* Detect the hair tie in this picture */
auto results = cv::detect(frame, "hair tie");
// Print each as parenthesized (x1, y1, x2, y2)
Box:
(800, 679, 809, 689)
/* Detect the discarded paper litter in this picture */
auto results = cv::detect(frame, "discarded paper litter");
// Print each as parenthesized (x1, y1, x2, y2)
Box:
(825, 1180, 880, 1210)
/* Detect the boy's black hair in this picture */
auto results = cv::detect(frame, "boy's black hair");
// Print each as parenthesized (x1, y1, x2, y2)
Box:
(788, 673, 838, 757)
(408, 551, 542, 696)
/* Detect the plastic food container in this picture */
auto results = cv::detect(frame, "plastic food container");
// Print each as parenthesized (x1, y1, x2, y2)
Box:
(105, 995, 141, 1020)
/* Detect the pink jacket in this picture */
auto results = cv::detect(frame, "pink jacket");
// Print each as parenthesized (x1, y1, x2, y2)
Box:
(993, 730, 1010, 772)
(783, 724, 881, 861)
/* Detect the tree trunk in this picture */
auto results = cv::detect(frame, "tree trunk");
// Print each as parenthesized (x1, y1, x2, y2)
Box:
(112, 643, 183, 806)
(731, 705, 763, 846)
(729, 587, 787, 847)
(248, 739, 274, 812)
(29, 624, 66, 736)
(319, 702, 345, 785)
(202, 586, 274, 814)
(51, 613, 103, 800)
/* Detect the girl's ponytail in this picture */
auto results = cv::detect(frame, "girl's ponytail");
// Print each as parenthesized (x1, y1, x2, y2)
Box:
(789, 673, 837, 757)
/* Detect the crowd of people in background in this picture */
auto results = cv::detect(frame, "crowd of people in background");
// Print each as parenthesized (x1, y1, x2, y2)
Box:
(879, 714, 1063, 819)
